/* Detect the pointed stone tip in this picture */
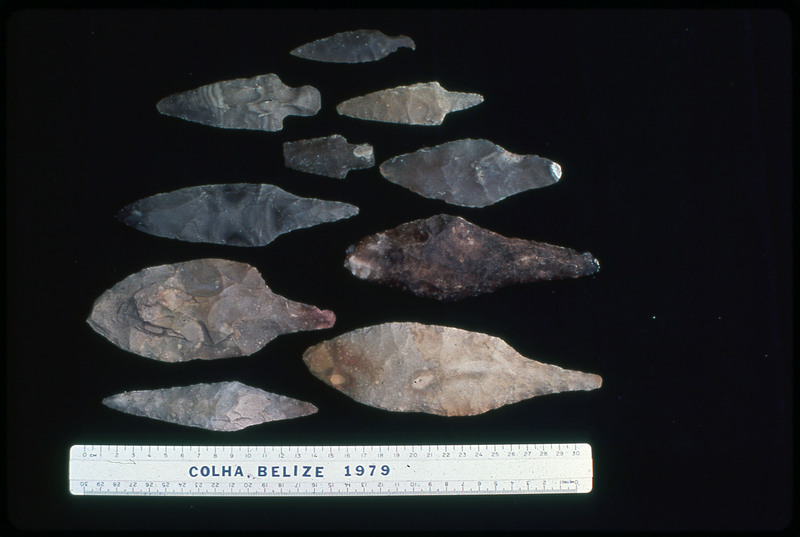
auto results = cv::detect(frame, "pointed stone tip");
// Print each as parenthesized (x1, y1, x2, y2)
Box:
(115, 203, 141, 227)
(557, 369, 602, 393)
(593, 374, 603, 389)
(316, 309, 336, 329)
(584, 255, 601, 275)
(155, 96, 187, 120)
(345, 203, 360, 217)
(101, 394, 121, 409)
(550, 161, 563, 181)
(464, 93, 484, 106)
(578, 373, 603, 391)
(155, 96, 172, 115)
(446, 91, 484, 113)
(398, 35, 416, 50)
(343, 249, 376, 280)
(284, 397, 319, 419)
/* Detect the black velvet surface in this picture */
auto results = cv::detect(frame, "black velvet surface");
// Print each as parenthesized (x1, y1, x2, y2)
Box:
(6, 8, 792, 533)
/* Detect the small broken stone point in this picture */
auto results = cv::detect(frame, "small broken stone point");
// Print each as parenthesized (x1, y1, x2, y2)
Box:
(380, 139, 562, 207)
(103, 381, 318, 431)
(283, 135, 374, 179)
(345, 214, 600, 301)
(303, 322, 602, 416)
(156, 74, 321, 131)
(87, 258, 336, 362)
(336, 82, 483, 125)
(290, 29, 415, 63)
(118, 183, 359, 247)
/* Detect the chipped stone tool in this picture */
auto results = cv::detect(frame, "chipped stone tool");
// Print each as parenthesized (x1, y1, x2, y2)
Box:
(283, 134, 374, 179)
(336, 82, 482, 125)
(103, 381, 317, 431)
(303, 322, 602, 416)
(156, 74, 320, 131)
(290, 29, 415, 63)
(87, 259, 335, 362)
(380, 138, 562, 207)
(345, 214, 600, 301)
(118, 183, 358, 247)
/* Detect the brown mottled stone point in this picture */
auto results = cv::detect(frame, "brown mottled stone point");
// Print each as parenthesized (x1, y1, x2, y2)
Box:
(345, 214, 600, 301)
(87, 259, 335, 362)
(336, 82, 483, 126)
(303, 322, 602, 416)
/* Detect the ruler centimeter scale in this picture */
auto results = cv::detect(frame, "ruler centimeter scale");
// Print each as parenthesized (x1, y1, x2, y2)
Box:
(70, 443, 592, 497)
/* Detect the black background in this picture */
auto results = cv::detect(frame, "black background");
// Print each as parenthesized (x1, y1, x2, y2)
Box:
(6, 8, 792, 533)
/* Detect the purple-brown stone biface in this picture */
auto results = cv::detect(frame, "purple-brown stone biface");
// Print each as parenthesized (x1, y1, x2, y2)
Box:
(344, 214, 599, 301)
(302, 322, 602, 416)
(87, 259, 336, 362)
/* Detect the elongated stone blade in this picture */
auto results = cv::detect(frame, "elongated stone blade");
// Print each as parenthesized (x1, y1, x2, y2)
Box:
(87, 259, 335, 362)
(290, 29, 415, 63)
(156, 74, 321, 131)
(103, 381, 318, 431)
(303, 322, 602, 416)
(345, 214, 600, 301)
(380, 139, 562, 207)
(117, 183, 359, 247)
(336, 82, 483, 125)
(283, 134, 374, 179)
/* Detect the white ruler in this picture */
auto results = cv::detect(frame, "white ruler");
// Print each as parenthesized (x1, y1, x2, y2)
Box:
(69, 443, 592, 496)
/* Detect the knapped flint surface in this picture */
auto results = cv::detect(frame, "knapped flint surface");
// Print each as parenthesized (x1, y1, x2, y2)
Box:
(303, 322, 602, 417)
(118, 183, 359, 247)
(156, 74, 321, 131)
(87, 259, 336, 362)
(345, 214, 600, 301)
(380, 139, 562, 207)
(290, 29, 415, 63)
(102, 381, 318, 431)
(336, 82, 483, 125)
(283, 134, 374, 179)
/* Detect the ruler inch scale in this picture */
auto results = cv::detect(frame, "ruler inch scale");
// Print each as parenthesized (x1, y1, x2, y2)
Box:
(69, 443, 592, 496)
